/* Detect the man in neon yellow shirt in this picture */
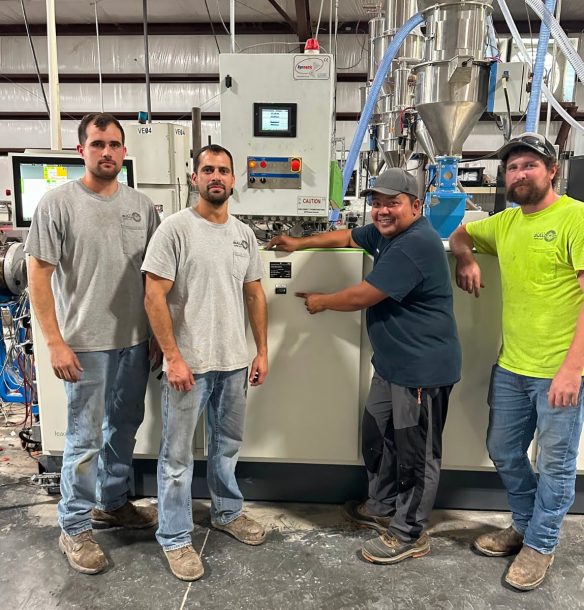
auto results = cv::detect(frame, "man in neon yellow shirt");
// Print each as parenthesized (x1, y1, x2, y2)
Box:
(450, 132, 584, 592)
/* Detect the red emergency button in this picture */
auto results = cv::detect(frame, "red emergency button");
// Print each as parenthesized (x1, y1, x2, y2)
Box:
(260, 160, 267, 168)
(290, 158, 301, 172)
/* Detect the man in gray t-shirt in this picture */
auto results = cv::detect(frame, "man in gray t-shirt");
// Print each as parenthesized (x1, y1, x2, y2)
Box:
(142, 144, 268, 582)
(25, 113, 159, 576)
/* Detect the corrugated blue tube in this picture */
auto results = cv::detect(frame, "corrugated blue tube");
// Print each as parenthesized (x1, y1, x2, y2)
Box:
(341, 12, 425, 198)
(525, 0, 557, 132)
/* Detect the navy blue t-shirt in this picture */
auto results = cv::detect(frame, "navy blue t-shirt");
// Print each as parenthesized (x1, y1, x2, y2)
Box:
(352, 216, 461, 388)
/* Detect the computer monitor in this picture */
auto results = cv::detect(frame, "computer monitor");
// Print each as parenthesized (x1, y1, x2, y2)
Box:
(9, 153, 136, 229)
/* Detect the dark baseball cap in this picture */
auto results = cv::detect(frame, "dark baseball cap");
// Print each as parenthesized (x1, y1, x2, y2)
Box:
(360, 168, 419, 199)
(498, 132, 557, 162)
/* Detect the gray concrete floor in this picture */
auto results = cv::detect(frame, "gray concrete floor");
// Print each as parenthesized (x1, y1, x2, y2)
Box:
(1, 427, 584, 610)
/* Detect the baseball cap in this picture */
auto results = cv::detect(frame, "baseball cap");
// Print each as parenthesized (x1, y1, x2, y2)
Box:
(497, 132, 557, 162)
(360, 168, 419, 199)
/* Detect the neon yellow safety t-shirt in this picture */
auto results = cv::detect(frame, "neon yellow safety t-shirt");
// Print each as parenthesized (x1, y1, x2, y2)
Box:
(466, 195, 584, 378)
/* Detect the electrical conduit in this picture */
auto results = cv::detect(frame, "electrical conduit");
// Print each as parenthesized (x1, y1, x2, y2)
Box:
(342, 12, 424, 197)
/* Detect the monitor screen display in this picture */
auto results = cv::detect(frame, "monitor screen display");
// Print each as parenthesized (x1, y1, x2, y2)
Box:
(261, 108, 289, 132)
(10, 154, 135, 229)
(253, 103, 297, 138)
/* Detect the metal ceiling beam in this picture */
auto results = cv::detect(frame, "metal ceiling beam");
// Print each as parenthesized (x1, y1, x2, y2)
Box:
(1, 19, 584, 37)
(294, 0, 311, 43)
(0, 21, 296, 36)
(0, 72, 366, 84)
(265, 0, 295, 31)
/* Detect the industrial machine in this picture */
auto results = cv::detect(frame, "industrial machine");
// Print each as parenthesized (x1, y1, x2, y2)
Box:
(124, 122, 191, 218)
(27, 0, 584, 504)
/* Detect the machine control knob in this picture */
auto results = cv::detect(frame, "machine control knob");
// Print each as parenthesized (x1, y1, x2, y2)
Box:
(290, 158, 301, 172)
(260, 178, 267, 184)
(249, 177, 255, 183)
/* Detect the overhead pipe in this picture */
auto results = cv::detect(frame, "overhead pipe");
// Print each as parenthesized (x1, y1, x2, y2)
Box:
(496, 0, 584, 135)
(525, 0, 557, 133)
(342, 12, 424, 197)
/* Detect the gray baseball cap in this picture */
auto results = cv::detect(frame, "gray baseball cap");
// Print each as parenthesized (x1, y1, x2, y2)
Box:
(360, 168, 419, 199)
(498, 131, 557, 162)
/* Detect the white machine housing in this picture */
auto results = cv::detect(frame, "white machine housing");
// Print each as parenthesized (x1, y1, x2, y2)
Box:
(219, 53, 335, 220)
(124, 122, 191, 218)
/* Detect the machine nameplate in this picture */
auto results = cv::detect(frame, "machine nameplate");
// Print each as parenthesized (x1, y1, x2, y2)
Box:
(293, 55, 331, 80)
(270, 262, 292, 278)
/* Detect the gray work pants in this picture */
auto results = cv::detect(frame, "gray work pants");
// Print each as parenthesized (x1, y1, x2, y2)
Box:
(363, 371, 453, 542)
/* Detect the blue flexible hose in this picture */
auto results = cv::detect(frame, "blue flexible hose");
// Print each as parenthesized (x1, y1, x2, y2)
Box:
(342, 12, 425, 198)
(525, 0, 557, 132)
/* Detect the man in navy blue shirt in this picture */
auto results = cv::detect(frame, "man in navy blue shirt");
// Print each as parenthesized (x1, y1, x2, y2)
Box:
(267, 168, 461, 565)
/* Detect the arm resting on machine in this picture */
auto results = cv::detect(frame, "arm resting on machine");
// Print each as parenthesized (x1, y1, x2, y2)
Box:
(449, 225, 484, 297)
(266, 229, 360, 252)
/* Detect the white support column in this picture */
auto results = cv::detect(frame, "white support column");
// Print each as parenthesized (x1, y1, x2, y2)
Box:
(46, 0, 62, 150)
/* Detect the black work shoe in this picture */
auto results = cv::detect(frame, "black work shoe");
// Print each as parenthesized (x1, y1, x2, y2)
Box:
(343, 500, 392, 534)
(362, 532, 430, 565)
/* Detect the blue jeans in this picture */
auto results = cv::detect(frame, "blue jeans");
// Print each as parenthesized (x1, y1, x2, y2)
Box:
(156, 368, 248, 551)
(58, 342, 149, 535)
(487, 364, 584, 554)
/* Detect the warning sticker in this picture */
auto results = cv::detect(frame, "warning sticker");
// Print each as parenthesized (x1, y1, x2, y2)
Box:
(297, 196, 328, 215)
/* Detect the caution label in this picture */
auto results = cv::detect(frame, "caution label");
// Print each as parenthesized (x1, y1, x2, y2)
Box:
(297, 196, 327, 215)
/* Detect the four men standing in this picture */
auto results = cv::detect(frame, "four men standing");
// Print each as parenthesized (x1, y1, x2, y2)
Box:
(26, 115, 582, 591)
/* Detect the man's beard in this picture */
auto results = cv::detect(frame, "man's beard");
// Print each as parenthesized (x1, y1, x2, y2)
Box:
(90, 161, 120, 181)
(506, 180, 549, 206)
(204, 184, 230, 205)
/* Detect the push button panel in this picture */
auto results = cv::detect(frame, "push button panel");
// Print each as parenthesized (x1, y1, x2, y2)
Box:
(247, 156, 302, 190)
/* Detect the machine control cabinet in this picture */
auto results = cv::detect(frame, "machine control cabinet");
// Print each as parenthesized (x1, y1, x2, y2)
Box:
(220, 54, 334, 219)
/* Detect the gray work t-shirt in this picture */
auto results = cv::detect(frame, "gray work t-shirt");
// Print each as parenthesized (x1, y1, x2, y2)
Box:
(25, 179, 160, 351)
(141, 207, 263, 374)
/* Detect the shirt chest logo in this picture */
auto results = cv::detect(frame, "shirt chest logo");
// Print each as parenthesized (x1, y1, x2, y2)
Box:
(122, 212, 142, 223)
(233, 239, 249, 251)
(533, 230, 557, 243)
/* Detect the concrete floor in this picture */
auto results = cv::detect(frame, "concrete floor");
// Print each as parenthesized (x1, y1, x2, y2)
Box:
(1, 430, 584, 609)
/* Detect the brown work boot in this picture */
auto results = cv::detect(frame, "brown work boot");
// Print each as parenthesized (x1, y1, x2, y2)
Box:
(505, 545, 554, 591)
(343, 500, 392, 534)
(91, 501, 158, 529)
(59, 531, 108, 575)
(473, 525, 524, 557)
(164, 545, 205, 581)
(211, 514, 266, 545)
